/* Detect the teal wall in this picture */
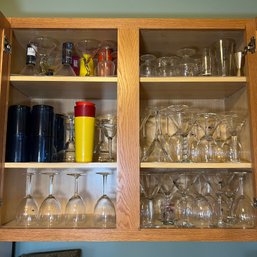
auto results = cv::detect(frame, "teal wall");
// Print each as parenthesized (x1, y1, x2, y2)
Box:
(1, 0, 257, 256)
(1, 0, 257, 18)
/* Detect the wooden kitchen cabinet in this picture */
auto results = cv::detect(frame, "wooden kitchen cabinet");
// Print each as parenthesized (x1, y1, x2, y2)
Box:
(0, 14, 257, 241)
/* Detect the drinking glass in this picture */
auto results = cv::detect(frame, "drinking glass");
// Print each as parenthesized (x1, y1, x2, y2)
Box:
(223, 112, 246, 163)
(140, 54, 157, 77)
(177, 47, 197, 76)
(64, 115, 75, 162)
(38, 171, 62, 227)
(141, 106, 172, 162)
(102, 115, 117, 162)
(94, 115, 112, 162)
(231, 172, 256, 228)
(94, 172, 116, 228)
(196, 112, 220, 162)
(159, 173, 177, 225)
(16, 171, 38, 227)
(65, 172, 87, 227)
(156, 57, 170, 77)
(140, 173, 160, 227)
(169, 108, 196, 162)
(173, 173, 196, 227)
(31, 36, 58, 75)
(191, 174, 213, 228)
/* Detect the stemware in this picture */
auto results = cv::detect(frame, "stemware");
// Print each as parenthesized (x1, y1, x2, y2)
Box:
(38, 171, 62, 227)
(223, 112, 246, 163)
(64, 115, 75, 162)
(169, 107, 196, 162)
(176, 47, 197, 76)
(16, 171, 38, 227)
(231, 172, 256, 228)
(76, 39, 101, 76)
(94, 172, 116, 228)
(141, 106, 172, 162)
(191, 173, 213, 228)
(140, 173, 160, 227)
(31, 36, 58, 75)
(65, 172, 87, 227)
(102, 115, 117, 162)
(173, 173, 196, 227)
(159, 173, 177, 225)
(140, 54, 157, 77)
(195, 112, 220, 162)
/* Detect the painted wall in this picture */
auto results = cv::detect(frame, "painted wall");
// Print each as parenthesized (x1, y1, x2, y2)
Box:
(1, 0, 257, 18)
(1, 0, 257, 256)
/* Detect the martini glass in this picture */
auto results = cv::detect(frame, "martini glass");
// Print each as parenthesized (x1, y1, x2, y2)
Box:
(65, 172, 87, 227)
(94, 172, 116, 228)
(38, 171, 62, 227)
(16, 171, 38, 227)
(31, 36, 58, 75)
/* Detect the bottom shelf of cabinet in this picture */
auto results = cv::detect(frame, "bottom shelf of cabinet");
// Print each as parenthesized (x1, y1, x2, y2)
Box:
(0, 227, 257, 242)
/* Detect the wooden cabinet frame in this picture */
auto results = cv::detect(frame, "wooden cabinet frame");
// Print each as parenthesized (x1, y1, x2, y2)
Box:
(0, 16, 257, 241)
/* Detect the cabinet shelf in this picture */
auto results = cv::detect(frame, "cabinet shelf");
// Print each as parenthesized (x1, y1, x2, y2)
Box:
(140, 162, 252, 170)
(4, 162, 117, 169)
(140, 76, 246, 99)
(10, 76, 117, 99)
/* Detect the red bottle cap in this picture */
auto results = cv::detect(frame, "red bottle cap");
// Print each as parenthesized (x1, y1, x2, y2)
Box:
(74, 101, 95, 117)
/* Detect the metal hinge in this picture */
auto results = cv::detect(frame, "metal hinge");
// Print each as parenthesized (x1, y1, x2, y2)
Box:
(253, 197, 257, 208)
(244, 36, 255, 55)
(4, 35, 11, 54)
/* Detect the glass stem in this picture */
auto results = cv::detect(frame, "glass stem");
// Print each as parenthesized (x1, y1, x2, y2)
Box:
(108, 137, 113, 160)
(102, 174, 108, 196)
(74, 175, 79, 196)
(26, 173, 33, 196)
(49, 174, 54, 196)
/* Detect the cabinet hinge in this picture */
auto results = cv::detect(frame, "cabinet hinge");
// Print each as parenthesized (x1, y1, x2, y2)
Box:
(4, 35, 12, 54)
(253, 197, 257, 208)
(244, 36, 255, 55)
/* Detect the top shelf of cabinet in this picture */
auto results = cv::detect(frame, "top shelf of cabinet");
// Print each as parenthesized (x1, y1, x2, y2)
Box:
(10, 75, 117, 99)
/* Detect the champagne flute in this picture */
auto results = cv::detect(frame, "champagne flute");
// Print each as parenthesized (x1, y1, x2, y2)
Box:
(94, 172, 116, 228)
(16, 171, 38, 227)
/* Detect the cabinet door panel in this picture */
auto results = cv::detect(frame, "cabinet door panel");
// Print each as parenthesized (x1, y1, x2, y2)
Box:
(0, 12, 11, 207)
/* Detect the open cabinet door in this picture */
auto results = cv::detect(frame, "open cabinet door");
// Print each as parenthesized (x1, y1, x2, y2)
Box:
(0, 12, 11, 211)
(245, 19, 257, 204)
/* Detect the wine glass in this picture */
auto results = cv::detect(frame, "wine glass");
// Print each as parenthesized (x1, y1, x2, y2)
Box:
(231, 172, 256, 228)
(38, 171, 62, 227)
(16, 171, 38, 227)
(94, 172, 116, 228)
(65, 172, 87, 227)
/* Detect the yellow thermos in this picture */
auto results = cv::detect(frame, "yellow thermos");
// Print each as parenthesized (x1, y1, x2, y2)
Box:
(74, 101, 95, 162)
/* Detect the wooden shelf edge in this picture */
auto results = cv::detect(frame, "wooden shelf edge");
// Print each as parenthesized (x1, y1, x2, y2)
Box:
(4, 162, 117, 169)
(10, 75, 118, 83)
(140, 76, 247, 83)
(140, 162, 252, 169)
(0, 228, 257, 242)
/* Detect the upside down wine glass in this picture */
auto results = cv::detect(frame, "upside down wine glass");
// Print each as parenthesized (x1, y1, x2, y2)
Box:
(16, 171, 38, 227)
(94, 172, 116, 228)
(38, 171, 62, 227)
(65, 172, 87, 227)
